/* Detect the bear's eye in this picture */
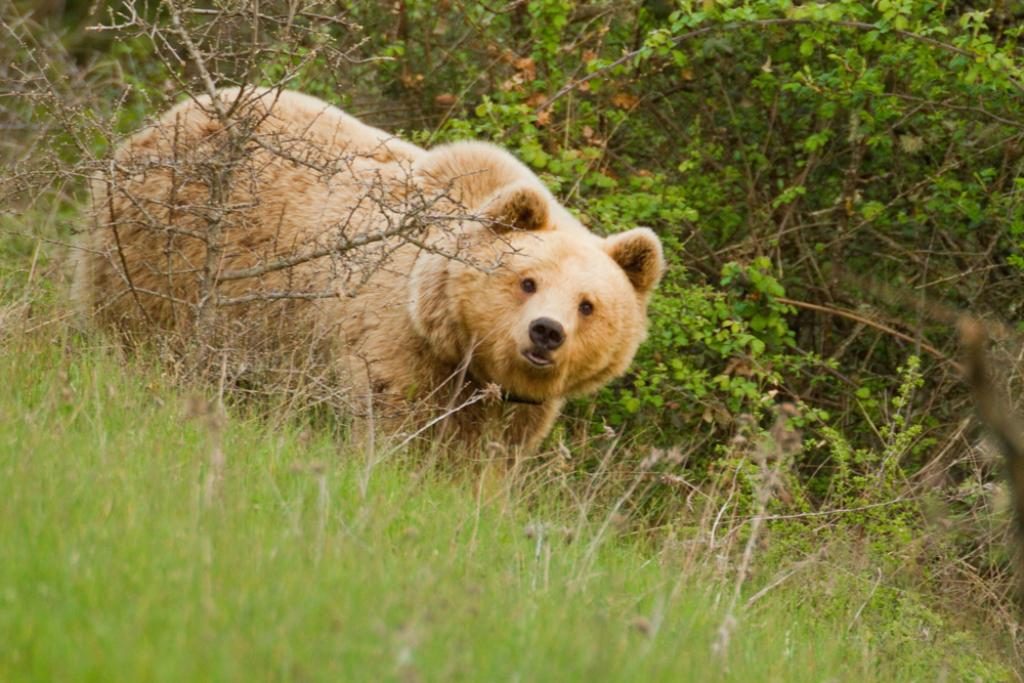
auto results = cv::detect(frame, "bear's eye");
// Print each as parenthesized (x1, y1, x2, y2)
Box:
(521, 278, 537, 294)
(579, 300, 594, 316)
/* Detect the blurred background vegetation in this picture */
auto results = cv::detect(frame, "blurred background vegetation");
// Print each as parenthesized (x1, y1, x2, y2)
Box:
(5, 0, 1024, 672)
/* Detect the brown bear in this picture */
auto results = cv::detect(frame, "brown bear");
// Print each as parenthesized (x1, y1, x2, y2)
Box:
(73, 88, 665, 451)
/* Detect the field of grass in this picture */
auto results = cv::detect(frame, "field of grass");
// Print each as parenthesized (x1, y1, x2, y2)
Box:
(0, 305, 1017, 680)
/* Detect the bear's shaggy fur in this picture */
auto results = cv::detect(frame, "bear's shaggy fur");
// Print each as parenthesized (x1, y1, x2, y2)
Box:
(73, 88, 665, 450)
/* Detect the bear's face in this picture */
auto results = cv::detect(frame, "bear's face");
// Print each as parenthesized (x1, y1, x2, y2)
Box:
(459, 229, 663, 401)
(409, 182, 665, 403)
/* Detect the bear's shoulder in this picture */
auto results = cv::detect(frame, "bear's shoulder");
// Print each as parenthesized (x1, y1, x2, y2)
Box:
(415, 140, 553, 209)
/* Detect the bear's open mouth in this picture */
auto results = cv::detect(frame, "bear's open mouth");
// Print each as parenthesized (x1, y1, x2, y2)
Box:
(522, 349, 554, 368)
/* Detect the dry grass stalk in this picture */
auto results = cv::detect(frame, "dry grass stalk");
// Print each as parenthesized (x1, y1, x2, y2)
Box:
(960, 317, 1024, 607)
(712, 402, 803, 661)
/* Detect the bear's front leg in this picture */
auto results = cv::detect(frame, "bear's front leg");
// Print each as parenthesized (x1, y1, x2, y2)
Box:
(506, 399, 564, 454)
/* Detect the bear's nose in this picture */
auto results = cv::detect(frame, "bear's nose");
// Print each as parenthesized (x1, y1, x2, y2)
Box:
(529, 317, 565, 351)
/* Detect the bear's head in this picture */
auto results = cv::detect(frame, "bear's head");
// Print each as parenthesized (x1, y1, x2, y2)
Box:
(408, 179, 665, 403)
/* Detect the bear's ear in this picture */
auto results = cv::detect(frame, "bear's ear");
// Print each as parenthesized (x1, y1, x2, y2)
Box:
(606, 227, 666, 295)
(480, 181, 549, 232)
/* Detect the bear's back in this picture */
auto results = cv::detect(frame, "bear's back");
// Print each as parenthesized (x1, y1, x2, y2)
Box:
(75, 89, 427, 341)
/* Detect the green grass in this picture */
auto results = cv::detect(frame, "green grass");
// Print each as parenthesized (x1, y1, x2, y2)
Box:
(0, 329, 1014, 682)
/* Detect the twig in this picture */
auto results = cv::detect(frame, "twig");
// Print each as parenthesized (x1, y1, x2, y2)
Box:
(847, 567, 884, 632)
(745, 547, 826, 608)
(777, 296, 960, 371)
(385, 391, 490, 456)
